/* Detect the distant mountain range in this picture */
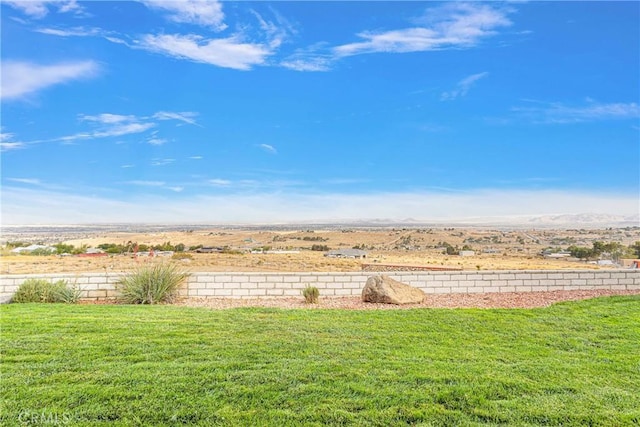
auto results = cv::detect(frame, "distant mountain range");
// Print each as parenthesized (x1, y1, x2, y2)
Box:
(523, 214, 640, 227)
(2, 214, 638, 230)
(340, 214, 640, 229)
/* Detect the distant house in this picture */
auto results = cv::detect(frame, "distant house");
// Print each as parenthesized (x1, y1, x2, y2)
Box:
(459, 250, 475, 257)
(195, 246, 223, 253)
(85, 248, 105, 254)
(325, 249, 368, 259)
(10, 244, 55, 254)
(620, 259, 640, 269)
(543, 252, 571, 259)
(482, 248, 501, 254)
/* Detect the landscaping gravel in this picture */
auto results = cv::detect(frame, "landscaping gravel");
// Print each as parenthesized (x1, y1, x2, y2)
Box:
(175, 289, 639, 310)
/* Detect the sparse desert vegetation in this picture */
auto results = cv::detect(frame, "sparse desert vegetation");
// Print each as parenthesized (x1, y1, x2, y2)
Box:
(2, 226, 639, 274)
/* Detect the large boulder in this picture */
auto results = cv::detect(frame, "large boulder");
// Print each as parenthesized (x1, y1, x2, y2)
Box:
(362, 275, 425, 305)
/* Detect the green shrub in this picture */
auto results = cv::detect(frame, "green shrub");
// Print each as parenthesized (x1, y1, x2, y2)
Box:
(117, 263, 190, 304)
(29, 248, 55, 256)
(221, 246, 244, 255)
(302, 286, 319, 304)
(12, 279, 81, 303)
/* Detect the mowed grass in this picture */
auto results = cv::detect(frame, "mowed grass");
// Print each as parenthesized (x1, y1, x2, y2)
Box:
(1, 297, 639, 426)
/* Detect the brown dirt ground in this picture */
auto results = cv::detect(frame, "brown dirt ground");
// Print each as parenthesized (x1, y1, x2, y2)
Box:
(2, 227, 633, 274)
(79, 290, 639, 310)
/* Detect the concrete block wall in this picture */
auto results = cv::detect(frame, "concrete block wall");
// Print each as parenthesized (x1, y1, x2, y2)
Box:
(1, 270, 639, 303)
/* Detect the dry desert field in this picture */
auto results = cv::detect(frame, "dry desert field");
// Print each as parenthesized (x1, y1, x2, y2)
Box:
(2, 226, 638, 275)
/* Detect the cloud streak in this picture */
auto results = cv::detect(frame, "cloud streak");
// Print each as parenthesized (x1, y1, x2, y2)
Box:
(153, 111, 199, 126)
(441, 72, 489, 101)
(1, 60, 100, 101)
(140, 0, 226, 31)
(259, 144, 277, 154)
(35, 26, 102, 37)
(512, 100, 640, 123)
(334, 3, 511, 57)
(7, 178, 42, 185)
(2, 0, 84, 18)
(0, 131, 26, 152)
(282, 2, 512, 72)
(137, 34, 272, 71)
(6, 111, 199, 150)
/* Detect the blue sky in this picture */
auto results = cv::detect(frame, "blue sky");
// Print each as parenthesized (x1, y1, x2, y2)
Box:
(1, 0, 639, 224)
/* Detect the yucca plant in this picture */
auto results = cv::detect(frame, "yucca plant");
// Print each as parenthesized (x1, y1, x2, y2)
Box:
(302, 286, 319, 304)
(12, 279, 80, 303)
(117, 263, 190, 304)
(51, 284, 82, 303)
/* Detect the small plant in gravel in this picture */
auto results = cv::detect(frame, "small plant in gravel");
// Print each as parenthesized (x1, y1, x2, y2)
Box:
(12, 279, 81, 303)
(302, 286, 320, 304)
(117, 263, 190, 304)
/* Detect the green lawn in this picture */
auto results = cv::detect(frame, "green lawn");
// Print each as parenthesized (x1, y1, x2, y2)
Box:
(1, 296, 639, 426)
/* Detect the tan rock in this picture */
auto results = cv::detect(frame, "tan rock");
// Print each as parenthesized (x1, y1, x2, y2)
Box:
(362, 275, 425, 305)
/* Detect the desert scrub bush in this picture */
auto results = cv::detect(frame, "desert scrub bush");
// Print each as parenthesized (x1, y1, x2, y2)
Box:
(302, 286, 319, 304)
(12, 279, 81, 303)
(117, 263, 190, 304)
(171, 253, 193, 261)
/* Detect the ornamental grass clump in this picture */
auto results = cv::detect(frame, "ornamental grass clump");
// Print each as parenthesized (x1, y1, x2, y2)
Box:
(302, 286, 320, 304)
(12, 279, 81, 303)
(117, 263, 190, 304)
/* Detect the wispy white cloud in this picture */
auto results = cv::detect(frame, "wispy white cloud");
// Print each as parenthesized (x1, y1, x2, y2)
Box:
(323, 178, 370, 185)
(79, 113, 137, 124)
(88, 122, 156, 139)
(125, 180, 165, 187)
(140, 0, 226, 31)
(188, 156, 203, 160)
(147, 137, 167, 146)
(133, 4, 290, 71)
(121, 164, 135, 169)
(2, 0, 84, 18)
(153, 111, 199, 126)
(137, 34, 272, 71)
(145, 130, 167, 146)
(0, 131, 15, 141)
(259, 143, 277, 154)
(0, 131, 26, 152)
(35, 26, 102, 37)
(441, 72, 489, 101)
(0, 142, 25, 152)
(280, 56, 332, 72)
(334, 3, 512, 57)
(7, 178, 41, 185)
(281, 2, 512, 72)
(3, 177, 67, 191)
(250, 8, 293, 49)
(151, 158, 175, 167)
(8, 110, 198, 150)
(280, 44, 333, 72)
(208, 179, 232, 187)
(25, 2, 288, 72)
(1, 60, 100, 101)
(512, 100, 640, 124)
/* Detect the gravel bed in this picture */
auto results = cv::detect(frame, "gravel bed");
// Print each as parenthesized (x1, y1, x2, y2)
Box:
(175, 290, 639, 310)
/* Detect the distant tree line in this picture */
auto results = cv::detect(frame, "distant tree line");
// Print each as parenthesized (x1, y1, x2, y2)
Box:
(567, 241, 640, 261)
